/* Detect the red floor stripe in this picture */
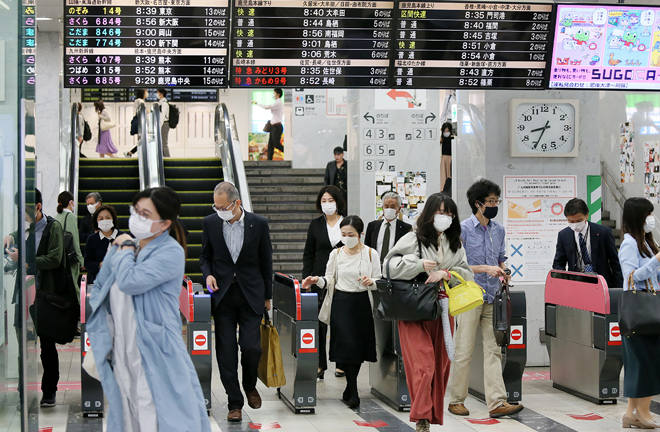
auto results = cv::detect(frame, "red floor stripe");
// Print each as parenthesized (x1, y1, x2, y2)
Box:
(355, 420, 389, 427)
(466, 418, 500, 425)
(248, 422, 281, 430)
(568, 413, 603, 421)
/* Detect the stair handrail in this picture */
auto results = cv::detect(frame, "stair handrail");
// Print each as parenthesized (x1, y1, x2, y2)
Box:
(138, 102, 165, 190)
(61, 103, 80, 216)
(214, 103, 252, 212)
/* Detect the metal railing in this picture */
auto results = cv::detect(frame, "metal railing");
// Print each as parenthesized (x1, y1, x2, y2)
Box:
(60, 103, 80, 216)
(138, 102, 165, 190)
(215, 103, 252, 212)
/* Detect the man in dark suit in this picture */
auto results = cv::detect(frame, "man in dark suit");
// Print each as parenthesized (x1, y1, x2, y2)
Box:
(79, 192, 102, 245)
(324, 146, 347, 201)
(199, 182, 273, 422)
(553, 198, 623, 288)
(364, 192, 413, 264)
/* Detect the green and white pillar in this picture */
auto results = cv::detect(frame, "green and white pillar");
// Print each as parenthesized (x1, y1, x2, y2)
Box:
(587, 175, 602, 224)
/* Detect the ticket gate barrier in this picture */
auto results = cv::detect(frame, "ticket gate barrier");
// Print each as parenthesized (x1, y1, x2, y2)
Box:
(272, 273, 318, 414)
(545, 270, 622, 404)
(370, 320, 410, 411)
(180, 277, 213, 412)
(468, 291, 527, 404)
(80, 275, 104, 418)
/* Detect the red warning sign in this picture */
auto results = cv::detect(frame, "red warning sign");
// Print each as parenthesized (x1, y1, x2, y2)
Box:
(192, 330, 209, 353)
(84, 332, 90, 352)
(195, 334, 206, 347)
(611, 326, 620, 338)
(509, 325, 525, 348)
(302, 333, 313, 345)
(300, 329, 316, 353)
(609, 322, 622, 345)
(511, 329, 522, 341)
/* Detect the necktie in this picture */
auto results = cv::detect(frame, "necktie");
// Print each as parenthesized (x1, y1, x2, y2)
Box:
(381, 222, 391, 263)
(579, 232, 593, 273)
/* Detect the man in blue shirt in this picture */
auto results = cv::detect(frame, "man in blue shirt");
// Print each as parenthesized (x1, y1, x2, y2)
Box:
(448, 179, 524, 418)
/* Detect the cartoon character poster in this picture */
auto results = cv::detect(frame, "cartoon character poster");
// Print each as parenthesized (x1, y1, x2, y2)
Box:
(620, 122, 635, 183)
(644, 141, 660, 203)
(550, 5, 660, 89)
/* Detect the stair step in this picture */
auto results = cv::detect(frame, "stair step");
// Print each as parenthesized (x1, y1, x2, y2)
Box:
(249, 185, 323, 194)
(244, 161, 291, 168)
(253, 203, 317, 212)
(80, 159, 139, 167)
(273, 242, 306, 250)
(164, 166, 223, 179)
(271, 232, 308, 241)
(246, 169, 325, 177)
(80, 166, 140, 177)
(273, 252, 303, 261)
(165, 179, 220, 192)
(613, 228, 622, 238)
(273, 262, 304, 272)
(164, 158, 222, 167)
(601, 219, 616, 229)
(269, 222, 310, 231)
(80, 177, 140, 190)
(263, 213, 317, 221)
(247, 176, 324, 185)
(601, 210, 611, 220)
(251, 194, 317, 203)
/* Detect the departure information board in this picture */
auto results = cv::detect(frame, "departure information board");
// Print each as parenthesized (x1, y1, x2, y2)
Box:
(229, 0, 394, 88)
(64, 0, 229, 88)
(81, 88, 218, 102)
(393, 1, 554, 89)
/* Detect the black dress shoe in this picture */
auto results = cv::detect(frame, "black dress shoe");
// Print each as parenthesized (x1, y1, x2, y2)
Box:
(318, 369, 325, 379)
(335, 370, 345, 378)
(343, 396, 360, 409)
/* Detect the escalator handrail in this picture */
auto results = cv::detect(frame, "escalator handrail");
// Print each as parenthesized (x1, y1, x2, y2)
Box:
(137, 102, 165, 190)
(65, 103, 80, 216)
(214, 103, 252, 212)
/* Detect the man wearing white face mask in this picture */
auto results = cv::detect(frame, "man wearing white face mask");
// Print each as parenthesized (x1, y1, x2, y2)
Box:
(553, 198, 623, 288)
(365, 192, 412, 266)
(79, 192, 102, 245)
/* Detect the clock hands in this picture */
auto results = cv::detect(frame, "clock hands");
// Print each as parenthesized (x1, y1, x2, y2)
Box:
(531, 121, 551, 149)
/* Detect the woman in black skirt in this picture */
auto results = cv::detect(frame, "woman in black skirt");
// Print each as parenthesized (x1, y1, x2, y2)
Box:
(302, 215, 381, 408)
(618, 197, 660, 429)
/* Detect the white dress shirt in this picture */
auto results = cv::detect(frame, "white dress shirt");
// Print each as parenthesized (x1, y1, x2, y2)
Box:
(257, 98, 284, 124)
(573, 223, 591, 270)
(158, 98, 169, 127)
(222, 210, 245, 263)
(376, 219, 397, 257)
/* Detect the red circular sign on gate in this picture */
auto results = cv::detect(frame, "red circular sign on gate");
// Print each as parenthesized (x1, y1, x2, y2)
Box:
(511, 329, 522, 341)
(195, 334, 206, 346)
(86, 337, 90, 347)
(611, 326, 620, 338)
(302, 333, 313, 344)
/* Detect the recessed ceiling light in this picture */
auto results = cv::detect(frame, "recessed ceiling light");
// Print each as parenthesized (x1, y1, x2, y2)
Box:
(36, 17, 53, 21)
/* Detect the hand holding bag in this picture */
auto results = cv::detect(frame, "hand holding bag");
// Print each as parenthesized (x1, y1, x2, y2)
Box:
(443, 271, 485, 317)
(619, 270, 660, 337)
(257, 311, 286, 388)
(492, 277, 512, 347)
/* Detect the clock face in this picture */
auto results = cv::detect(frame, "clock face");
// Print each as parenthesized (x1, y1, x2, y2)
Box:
(515, 103, 576, 154)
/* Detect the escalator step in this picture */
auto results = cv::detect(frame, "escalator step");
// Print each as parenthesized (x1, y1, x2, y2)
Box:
(80, 159, 138, 167)
(80, 165, 140, 178)
(81, 177, 140, 190)
(164, 158, 222, 167)
(165, 179, 220, 192)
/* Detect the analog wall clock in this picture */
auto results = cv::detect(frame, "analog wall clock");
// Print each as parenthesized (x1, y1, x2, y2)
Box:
(510, 99, 579, 157)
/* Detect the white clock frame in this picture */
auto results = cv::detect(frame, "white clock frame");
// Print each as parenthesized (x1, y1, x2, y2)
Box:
(509, 99, 580, 158)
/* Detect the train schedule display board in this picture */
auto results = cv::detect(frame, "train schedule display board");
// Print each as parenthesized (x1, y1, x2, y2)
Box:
(64, 0, 229, 88)
(229, 0, 394, 88)
(549, 4, 660, 90)
(393, 1, 554, 89)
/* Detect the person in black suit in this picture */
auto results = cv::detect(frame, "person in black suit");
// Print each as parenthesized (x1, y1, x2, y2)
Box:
(553, 198, 623, 288)
(199, 182, 273, 423)
(84, 205, 129, 285)
(79, 192, 102, 245)
(324, 146, 347, 201)
(302, 185, 346, 379)
(364, 191, 413, 264)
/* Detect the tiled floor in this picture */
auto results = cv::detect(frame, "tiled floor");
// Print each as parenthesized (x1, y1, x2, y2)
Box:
(9, 338, 655, 431)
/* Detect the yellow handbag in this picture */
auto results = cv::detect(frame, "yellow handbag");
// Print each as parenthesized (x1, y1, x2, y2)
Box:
(257, 312, 286, 388)
(443, 271, 485, 317)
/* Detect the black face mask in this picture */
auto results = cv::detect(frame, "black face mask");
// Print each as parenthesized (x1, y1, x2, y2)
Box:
(482, 206, 498, 220)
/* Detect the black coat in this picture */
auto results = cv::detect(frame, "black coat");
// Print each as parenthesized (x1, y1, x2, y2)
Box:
(199, 211, 273, 315)
(84, 230, 128, 285)
(79, 212, 95, 244)
(302, 216, 343, 279)
(552, 221, 624, 288)
(364, 218, 413, 257)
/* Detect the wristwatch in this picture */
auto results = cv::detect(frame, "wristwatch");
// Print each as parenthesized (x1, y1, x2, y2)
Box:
(121, 240, 136, 249)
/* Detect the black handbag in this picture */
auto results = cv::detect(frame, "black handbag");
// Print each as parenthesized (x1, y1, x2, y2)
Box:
(619, 271, 660, 337)
(493, 277, 512, 347)
(62, 213, 79, 267)
(29, 278, 80, 344)
(373, 240, 441, 321)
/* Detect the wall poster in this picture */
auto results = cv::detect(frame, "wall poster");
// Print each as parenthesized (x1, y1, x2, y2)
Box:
(503, 176, 578, 283)
(620, 121, 635, 183)
(375, 171, 426, 223)
(644, 141, 660, 203)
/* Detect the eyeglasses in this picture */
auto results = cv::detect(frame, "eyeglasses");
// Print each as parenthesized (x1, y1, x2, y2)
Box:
(130, 205, 163, 223)
(212, 200, 236, 213)
(484, 199, 502, 205)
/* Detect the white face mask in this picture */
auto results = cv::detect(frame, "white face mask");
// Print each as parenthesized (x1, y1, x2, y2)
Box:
(383, 208, 397, 221)
(216, 201, 237, 221)
(129, 213, 162, 240)
(321, 202, 337, 216)
(568, 220, 586, 232)
(97, 220, 114, 232)
(443, 131, 451, 138)
(343, 236, 359, 249)
(87, 203, 98, 214)
(434, 214, 453, 232)
(645, 215, 655, 233)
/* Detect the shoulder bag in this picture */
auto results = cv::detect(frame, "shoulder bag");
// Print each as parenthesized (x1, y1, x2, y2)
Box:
(318, 249, 339, 325)
(492, 276, 512, 347)
(619, 270, 660, 337)
(443, 271, 485, 317)
(62, 213, 79, 267)
(373, 239, 442, 321)
(263, 120, 272, 133)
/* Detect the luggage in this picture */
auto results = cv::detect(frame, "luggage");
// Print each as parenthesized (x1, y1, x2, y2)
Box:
(257, 311, 286, 388)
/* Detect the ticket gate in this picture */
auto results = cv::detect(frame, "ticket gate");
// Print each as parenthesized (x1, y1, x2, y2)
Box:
(370, 320, 410, 411)
(545, 270, 622, 404)
(80, 275, 104, 418)
(468, 291, 527, 404)
(180, 277, 213, 412)
(272, 273, 318, 414)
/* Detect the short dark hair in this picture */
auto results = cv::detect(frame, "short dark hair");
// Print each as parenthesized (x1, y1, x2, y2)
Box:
(157, 87, 167, 97)
(137, 88, 148, 100)
(274, 88, 283, 97)
(92, 205, 118, 231)
(564, 198, 589, 217)
(315, 185, 346, 215)
(35, 188, 42, 206)
(622, 197, 659, 258)
(333, 146, 344, 155)
(466, 179, 501, 214)
(340, 215, 364, 234)
(416, 193, 462, 253)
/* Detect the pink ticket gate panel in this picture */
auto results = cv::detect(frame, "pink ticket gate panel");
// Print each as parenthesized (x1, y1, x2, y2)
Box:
(80, 276, 104, 417)
(544, 270, 622, 404)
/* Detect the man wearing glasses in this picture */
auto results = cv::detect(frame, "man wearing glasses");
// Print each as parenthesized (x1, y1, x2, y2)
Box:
(199, 182, 273, 423)
(447, 179, 524, 419)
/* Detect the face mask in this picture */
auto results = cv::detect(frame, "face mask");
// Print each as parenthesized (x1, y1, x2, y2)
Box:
(343, 236, 359, 249)
(216, 201, 237, 221)
(481, 205, 498, 220)
(434, 214, 453, 232)
(645, 216, 655, 233)
(443, 131, 451, 138)
(129, 214, 161, 240)
(383, 208, 397, 221)
(98, 220, 114, 232)
(568, 221, 586, 232)
(321, 202, 337, 216)
(87, 203, 98, 214)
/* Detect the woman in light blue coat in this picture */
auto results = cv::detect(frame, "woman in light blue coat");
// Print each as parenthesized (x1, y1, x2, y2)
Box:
(88, 187, 210, 432)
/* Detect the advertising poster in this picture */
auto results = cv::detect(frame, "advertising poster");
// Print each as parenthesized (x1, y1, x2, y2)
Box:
(504, 176, 577, 283)
(644, 141, 660, 202)
(375, 171, 426, 222)
(247, 132, 283, 161)
(550, 5, 660, 90)
(620, 121, 635, 183)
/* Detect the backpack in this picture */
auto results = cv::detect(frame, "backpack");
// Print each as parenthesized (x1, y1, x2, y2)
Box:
(62, 213, 79, 268)
(82, 121, 92, 141)
(130, 114, 139, 136)
(168, 103, 180, 128)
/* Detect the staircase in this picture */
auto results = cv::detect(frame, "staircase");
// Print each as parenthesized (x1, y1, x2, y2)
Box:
(164, 158, 223, 285)
(601, 210, 622, 247)
(245, 161, 325, 279)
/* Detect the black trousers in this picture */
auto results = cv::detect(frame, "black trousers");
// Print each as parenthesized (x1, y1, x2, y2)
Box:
(267, 123, 284, 160)
(40, 336, 59, 396)
(213, 283, 262, 410)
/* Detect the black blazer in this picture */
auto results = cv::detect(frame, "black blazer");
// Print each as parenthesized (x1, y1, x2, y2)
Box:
(302, 216, 343, 279)
(364, 218, 413, 256)
(199, 211, 273, 314)
(324, 160, 347, 186)
(552, 221, 623, 288)
(79, 212, 94, 244)
(84, 230, 128, 285)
